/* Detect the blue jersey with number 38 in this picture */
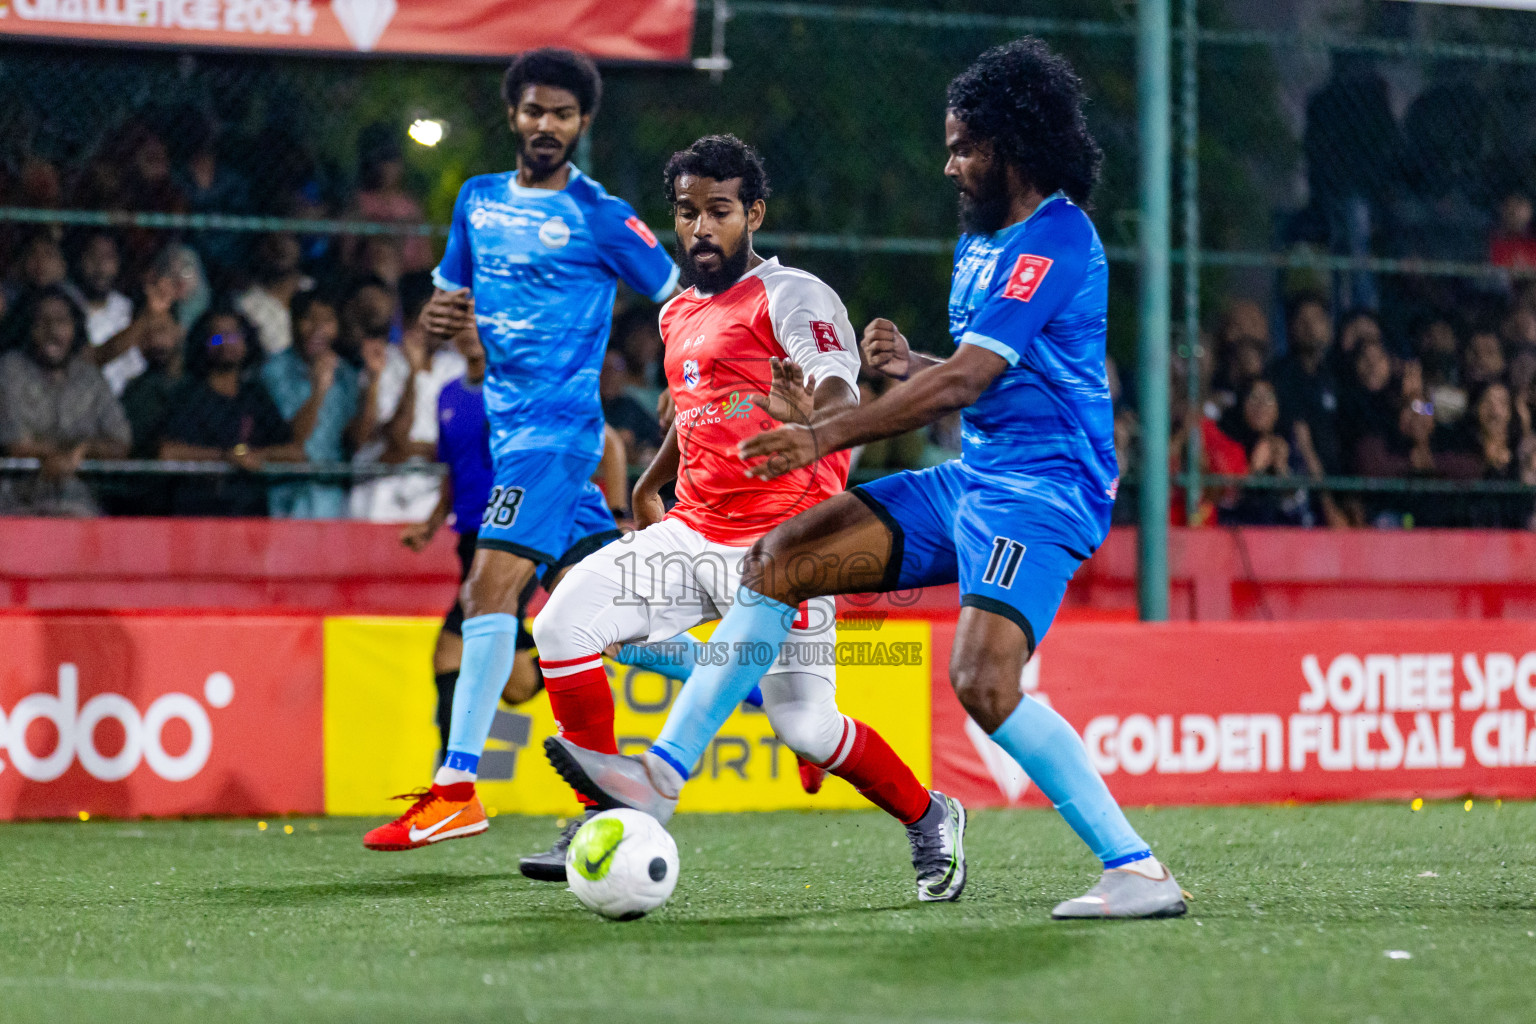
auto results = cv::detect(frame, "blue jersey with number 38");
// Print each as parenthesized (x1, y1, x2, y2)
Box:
(434, 167, 678, 464)
(947, 192, 1119, 553)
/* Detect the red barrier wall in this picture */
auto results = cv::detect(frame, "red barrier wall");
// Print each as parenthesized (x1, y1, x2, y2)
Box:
(0, 614, 323, 820)
(932, 620, 1536, 809)
(7, 519, 1536, 621)
(0, 518, 459, 615)
(1069, 528, 1536, 621)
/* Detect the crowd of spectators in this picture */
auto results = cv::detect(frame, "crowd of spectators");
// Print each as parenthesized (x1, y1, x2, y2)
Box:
(0, 112, 700, 521)
(1122, 283, 1536, 531)
(7, 92, 1536, 529)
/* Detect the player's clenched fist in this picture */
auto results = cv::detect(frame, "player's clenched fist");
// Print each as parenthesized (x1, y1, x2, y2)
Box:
(861, 318, 911, 379)
(421, 287, 476, 339)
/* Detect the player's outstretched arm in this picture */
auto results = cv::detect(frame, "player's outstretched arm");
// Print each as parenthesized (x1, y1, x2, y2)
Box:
(632, 423, 680, 529)
(756, 357, 857, 428)
(740, 345, 1006, 480)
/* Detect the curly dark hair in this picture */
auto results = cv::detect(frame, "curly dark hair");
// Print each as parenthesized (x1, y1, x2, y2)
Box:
(946, 38, 1102, 207)
(501, 48, 602, 115)
(5, 284, 88, 358)
(663, 134, 772, 208)
(184, 305, 260, 380)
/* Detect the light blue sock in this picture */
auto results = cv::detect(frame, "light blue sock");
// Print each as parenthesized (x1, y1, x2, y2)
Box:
(649, 587, 796, 780)
(616, 635, 763, 706)
(440, 613, 520, 775)
(615, 636, 698, 682)
(989, 696, 1151, 867)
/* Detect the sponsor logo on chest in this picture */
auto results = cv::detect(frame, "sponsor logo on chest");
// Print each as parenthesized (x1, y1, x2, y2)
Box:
(538, 216, 571, 249)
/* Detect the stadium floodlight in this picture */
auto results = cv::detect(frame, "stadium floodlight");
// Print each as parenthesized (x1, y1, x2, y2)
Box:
(408, 118, 446, 147)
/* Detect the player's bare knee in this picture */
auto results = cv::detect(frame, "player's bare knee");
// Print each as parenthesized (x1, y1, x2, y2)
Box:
(744, 532, 833, 607)
(501, 653, 543, 705)
(740, 538, 799, 605)
(951, 658, 1020, 733)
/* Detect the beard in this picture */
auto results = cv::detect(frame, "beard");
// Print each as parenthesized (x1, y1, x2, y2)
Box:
(518, 133, 574, 181)
(957, 161, 1011, 235)
(676, 237, 751, 294)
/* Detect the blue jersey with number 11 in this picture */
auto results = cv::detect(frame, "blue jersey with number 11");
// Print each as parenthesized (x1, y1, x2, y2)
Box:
(948, 192, 1118, 554)
(434, 167, 678, 465)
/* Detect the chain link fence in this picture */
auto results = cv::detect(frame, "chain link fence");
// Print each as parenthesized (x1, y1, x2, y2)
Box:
(3, 0, 1536, 525)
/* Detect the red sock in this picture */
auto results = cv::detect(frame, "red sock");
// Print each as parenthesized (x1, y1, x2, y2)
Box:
(541, 656, 618, 754)
(817, 717, 931, 825)
(541, 656, 617, 810)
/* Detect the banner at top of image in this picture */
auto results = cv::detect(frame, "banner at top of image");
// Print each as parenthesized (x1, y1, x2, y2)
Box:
(0, 0, 697, 62)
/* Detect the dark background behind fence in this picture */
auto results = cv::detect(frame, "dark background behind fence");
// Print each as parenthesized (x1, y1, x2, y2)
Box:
(5, 0, 1536, 527)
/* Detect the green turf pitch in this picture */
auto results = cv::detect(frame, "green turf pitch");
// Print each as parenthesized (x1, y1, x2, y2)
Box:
(2, 802, 1533, 1024)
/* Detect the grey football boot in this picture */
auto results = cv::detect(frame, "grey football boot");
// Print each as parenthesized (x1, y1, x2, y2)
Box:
(906, 791, 968, 902)
(544, 736, 679, 824)
(1051, 860, 1188, 920)
(518, 810, 596, 881)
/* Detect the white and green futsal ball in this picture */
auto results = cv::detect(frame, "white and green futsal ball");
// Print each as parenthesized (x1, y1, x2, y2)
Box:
(565, 808, 679, 920)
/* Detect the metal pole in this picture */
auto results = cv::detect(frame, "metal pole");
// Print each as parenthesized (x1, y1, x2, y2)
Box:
(1136, 0, 1172, 621)
(1180, 0, 1201, 526)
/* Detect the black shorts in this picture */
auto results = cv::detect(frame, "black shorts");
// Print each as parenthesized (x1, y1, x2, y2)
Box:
(441, 529, 537, 652)
(441, 530, 479, 637)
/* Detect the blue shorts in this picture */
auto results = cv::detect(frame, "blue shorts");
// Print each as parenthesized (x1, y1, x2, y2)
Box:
(477, 448, 620, 579)
(851, 460, 1088, 652)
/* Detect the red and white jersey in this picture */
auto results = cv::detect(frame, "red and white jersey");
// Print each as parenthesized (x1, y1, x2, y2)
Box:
(661, 257, 861, 546)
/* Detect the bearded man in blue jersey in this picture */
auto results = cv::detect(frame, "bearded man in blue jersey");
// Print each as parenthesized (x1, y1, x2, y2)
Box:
(364, 49, 679, 875)
(546, 38, 1188, 919)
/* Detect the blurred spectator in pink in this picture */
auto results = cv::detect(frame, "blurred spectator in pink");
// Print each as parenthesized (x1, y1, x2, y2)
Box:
(346, 126, 432, 273)
(1490, 192, 1536, 270)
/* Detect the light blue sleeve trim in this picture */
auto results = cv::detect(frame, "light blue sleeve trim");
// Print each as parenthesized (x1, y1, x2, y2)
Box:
(648, 262, 681, 304)
(959, 330, 1021, 366)
(431, 268, 467, 292)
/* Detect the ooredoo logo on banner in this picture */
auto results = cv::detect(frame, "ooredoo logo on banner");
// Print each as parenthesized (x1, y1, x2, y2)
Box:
(0, 615, 324, 820)
(931, 620, 1536, 809)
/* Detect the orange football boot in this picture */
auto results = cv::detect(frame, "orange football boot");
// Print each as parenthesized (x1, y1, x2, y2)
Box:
(363, 783, 488, 851)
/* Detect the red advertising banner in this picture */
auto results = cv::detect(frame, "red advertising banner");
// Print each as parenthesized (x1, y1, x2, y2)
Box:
(0, 0, 696, 62)
(933, 620, 1536, 809)
(0, 614, 323, 820)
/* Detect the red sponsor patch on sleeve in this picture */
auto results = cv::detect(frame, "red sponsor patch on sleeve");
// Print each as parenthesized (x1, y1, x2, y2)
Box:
(810, 320, 842, 353)
(624, 216, 659, 248)
(1002, 254, 1053, 302)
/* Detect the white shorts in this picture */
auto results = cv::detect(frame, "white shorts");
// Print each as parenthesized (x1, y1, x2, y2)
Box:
(533, 518, 848, 763)
(545, 516, 837, 685)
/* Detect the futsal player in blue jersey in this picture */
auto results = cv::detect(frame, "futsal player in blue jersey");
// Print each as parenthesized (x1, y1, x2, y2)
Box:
(547, 39, 1188, 919)
(364, 49, 679, 868)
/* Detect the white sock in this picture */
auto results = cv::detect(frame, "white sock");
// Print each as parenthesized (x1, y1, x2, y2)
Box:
(644, 750, 687, 799)
(1117, 855, 1165, 879)
(433, 765, 476, 787)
